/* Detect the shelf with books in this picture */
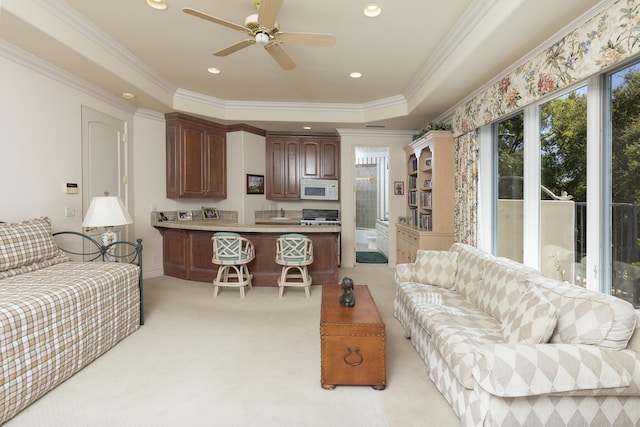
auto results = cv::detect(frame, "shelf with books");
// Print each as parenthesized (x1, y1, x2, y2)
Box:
(398, 130, 455, 261)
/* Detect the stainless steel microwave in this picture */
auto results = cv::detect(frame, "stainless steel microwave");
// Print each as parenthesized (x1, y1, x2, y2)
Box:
(300, 178, 339, 200)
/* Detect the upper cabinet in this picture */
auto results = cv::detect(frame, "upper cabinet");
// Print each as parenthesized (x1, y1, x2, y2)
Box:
(165, 113, 227, 199)
(301, 139, 340, 179)
(266, 132, 340, 200)
(266, 136, 301, 200)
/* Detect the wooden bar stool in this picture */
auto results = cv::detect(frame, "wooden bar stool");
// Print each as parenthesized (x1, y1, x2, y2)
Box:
(275, 233, 313, 298)
(211, 232, 254, 298)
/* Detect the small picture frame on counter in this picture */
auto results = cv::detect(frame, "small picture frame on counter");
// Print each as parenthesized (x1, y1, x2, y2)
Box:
(178, 211, 193, 221)
(202, 206, 220, 220)
(246, 174, 264, 194)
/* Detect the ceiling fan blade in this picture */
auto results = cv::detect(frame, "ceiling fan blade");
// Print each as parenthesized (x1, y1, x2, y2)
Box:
(265, 44, 296, 70)
(214, 40, 255, 57)
(278, 32, 336, 47)
(183, 8, 247, 33)
(257, 0, 283, 29)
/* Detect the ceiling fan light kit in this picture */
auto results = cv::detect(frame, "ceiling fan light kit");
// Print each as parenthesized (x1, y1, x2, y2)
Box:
(255, 32, 270, 45)
(183, 0, 335, 71)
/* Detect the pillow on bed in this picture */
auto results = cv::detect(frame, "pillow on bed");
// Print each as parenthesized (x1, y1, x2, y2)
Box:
(0, 217, 62, 272)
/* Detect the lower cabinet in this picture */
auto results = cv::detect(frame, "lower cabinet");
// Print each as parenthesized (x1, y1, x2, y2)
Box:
(395, 223, 454, 264)
(375, 220, 389, 258)
(158, 228, 340, 286)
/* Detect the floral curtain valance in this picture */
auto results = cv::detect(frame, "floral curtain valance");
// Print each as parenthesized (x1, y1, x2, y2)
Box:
(453, 0, 640, 137)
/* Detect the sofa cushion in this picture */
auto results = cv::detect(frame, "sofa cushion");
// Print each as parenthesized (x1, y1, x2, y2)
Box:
(429, 320, 504, 389)
(410, 250, 458, 288)
(501, 285, 558, 344)
(530, 275, 637, 350)
(477, 257, 538, 322)
(473, 343, 633, 397)
(0, 217, 65, 273)
(449, 243, 491, 302)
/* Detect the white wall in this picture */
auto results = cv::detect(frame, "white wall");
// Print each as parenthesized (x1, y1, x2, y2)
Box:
(0, 51, 134, 232)
(338, 129, 415, 268)
(227, 131, 267, 225)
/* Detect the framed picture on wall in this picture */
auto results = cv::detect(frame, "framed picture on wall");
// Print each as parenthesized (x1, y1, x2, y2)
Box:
(246, 174, 264, 194)
(394, 181, 404, 195)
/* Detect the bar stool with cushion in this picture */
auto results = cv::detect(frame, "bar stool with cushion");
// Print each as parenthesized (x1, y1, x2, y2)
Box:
(211, 232, 254, 298)
(275, 233, 313, 298)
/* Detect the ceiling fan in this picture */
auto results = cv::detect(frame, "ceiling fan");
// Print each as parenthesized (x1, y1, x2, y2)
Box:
(183, 0, 336, 71)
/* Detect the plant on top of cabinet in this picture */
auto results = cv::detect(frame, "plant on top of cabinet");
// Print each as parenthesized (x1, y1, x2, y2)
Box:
(165, 113, 227, 199)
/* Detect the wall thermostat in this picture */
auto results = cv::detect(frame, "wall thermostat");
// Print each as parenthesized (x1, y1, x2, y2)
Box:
(65, 183, 78, 194)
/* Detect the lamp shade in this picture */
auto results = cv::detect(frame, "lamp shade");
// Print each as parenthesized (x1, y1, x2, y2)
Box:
(82, 195, 133, 228)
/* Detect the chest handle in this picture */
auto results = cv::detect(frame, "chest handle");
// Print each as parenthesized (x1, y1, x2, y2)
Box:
(343, 347, 363, 366)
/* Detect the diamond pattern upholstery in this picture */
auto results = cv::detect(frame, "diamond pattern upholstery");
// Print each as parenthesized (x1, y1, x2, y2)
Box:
(501, 285, 558, 344)
(393, 242, 640, 426)
(405, 250, 459, 288)
(530, 275, 637, 350)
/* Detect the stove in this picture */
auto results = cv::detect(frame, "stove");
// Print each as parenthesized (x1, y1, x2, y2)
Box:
(300, 209, 341, 226)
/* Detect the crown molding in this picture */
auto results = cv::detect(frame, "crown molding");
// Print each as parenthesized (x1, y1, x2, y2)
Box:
(0, 39, 137, 114)
(404, 0, 499, 101)
(34, 0, 176, 95)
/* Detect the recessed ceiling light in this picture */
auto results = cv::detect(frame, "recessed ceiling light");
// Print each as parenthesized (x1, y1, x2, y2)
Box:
(350, 72, 362, 79)
(207, 67, 221, 75)
(303, 126, 312, 130)
(363, 5, 382, 18)
(122, 92, 136, 100)
(146, 0, 168, 11)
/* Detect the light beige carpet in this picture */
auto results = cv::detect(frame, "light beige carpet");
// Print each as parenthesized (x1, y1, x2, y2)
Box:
(5, 264, 460, 427)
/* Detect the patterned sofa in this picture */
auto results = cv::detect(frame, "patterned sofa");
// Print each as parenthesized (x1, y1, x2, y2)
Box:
(0, 217, 142, 424)
(394, 242, 640, 426)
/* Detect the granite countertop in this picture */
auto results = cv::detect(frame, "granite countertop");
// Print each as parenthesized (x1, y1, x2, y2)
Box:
(152, 219, 340, 233)
(254, 218, 301, 225)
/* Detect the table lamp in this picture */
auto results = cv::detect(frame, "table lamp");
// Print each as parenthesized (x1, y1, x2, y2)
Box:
(82, 192, 134, 248)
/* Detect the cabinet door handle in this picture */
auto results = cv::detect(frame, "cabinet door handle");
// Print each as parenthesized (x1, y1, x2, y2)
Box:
(343, 347, 363, 366)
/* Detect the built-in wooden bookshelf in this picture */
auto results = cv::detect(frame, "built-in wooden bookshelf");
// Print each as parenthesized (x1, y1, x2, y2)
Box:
(397, 130, 455, 263)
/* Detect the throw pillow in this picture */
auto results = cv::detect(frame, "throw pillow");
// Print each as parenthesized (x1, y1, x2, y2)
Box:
(0, 217, 60, 272)
(501, 285, 558, 344)
(412, 250, 458, 288)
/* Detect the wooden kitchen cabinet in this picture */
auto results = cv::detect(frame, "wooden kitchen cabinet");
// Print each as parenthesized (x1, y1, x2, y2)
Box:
(301, 138, 340, 179)
(266, 136, 300, 200)
(266, 132, 340, 200)
(165, 112, 227, 199)
(156, 226, 340, 286)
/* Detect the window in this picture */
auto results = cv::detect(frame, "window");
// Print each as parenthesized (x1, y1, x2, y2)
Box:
(486, 61, 640, 307)
(539, 87, 587, 285)
(607, 63, 640, 306)
(495, 113, 524, 262)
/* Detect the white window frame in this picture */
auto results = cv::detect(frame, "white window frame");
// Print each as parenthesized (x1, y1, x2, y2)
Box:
(481, 77, 607, 293)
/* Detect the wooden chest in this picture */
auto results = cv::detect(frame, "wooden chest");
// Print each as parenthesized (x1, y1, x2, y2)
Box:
(320, 285, 386, 390)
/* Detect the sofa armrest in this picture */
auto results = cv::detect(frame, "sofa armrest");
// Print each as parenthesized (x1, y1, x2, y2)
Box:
(472, 343, 636, 397)
(394, 262, 416, 284)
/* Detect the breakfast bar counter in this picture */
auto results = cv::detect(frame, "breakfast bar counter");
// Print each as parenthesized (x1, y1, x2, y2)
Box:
(152, 220, 340, 286)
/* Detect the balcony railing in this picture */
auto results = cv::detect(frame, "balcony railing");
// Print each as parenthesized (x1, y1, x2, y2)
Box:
(574, 202, 640, 307)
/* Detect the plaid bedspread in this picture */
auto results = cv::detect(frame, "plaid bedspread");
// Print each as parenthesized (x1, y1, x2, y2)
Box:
(0, 261, 140, 424)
